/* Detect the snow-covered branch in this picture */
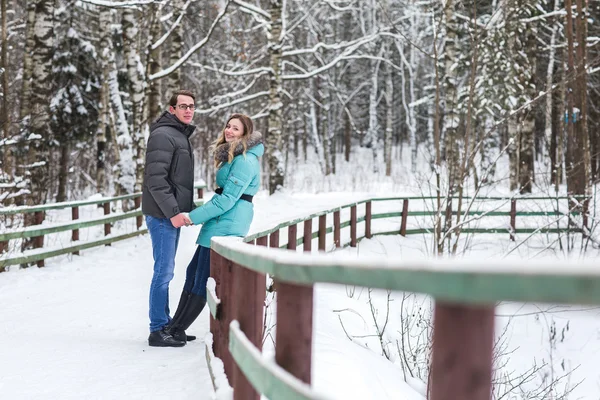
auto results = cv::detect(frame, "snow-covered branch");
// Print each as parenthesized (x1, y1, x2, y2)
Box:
(232, 0, 270, 19)
(151, 0, 192, 50)
(283, 32, 383, 80)
(194, 90, 269, 115)
(79, 0, 158, 8)
(283, 31, 382, 57)
(189, 63, 271, 77)
(149, 0, 232, 80)
(209, 76, 264, 104)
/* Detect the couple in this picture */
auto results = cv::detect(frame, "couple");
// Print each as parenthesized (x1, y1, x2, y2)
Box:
(141, 90, 264, 347)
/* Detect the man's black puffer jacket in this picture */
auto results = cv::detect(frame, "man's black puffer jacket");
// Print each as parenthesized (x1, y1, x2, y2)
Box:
(142, 111, 196, 219)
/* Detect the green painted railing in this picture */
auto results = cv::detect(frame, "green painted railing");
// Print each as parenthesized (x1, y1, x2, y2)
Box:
(0, 184, 206, 269)
(205, 195, 594, 400)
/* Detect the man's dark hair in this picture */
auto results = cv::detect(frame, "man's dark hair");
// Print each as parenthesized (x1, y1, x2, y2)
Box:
(169, 90, 196, 107)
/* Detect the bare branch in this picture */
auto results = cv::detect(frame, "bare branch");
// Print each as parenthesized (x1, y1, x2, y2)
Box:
(149, 0, 232, 81)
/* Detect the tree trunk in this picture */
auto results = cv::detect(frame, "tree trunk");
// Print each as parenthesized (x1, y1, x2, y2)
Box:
(575, 0, 589, 191)
(384, 50, 393, 176)
(442, 0, 460, 194)
(0, 0, 9, 176)
(365, 52, 381, 173)
(147, 5, 161, 121)
(27, 0, 55, 206)
(564, 0, 586, 197)
(101, 7, 132, 196)
(518, 17, 537, 194)
(519, 116, 535, 193)
(167, 0, 184, 94)
(56, 142, 69, 202)
(508, 118, 519, 191)
(556, 48, 566, 187)
(344, 111, 351, 162)
(122, 8, 147, 193)
(266, 0, 284, 193)
(19, 1, 36, 122)
(544, 0, 560, 179)
(309, 78, 324, 174)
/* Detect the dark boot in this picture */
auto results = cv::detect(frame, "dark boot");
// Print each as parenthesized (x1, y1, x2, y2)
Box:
(148, 327, 185, 347)
(168, 293, 206, 343)
(168, 290, 197, 342)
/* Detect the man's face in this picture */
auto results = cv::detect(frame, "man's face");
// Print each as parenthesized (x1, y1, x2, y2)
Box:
(169, 95, 195, 125)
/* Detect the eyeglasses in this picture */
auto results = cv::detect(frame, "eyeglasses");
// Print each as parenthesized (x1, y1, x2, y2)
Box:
(176, 104, 195, 111)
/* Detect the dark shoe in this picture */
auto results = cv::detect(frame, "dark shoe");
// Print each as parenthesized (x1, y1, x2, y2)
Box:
(168, 327, 197, 342)
(148, 327, 186, 347)
(170, 293, 207, 334)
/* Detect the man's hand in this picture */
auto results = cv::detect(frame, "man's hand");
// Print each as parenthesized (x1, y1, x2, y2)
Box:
(170, 213, 192, 228)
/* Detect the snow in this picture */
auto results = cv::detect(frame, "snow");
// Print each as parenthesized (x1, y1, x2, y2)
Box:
(1, 150, 600, 399)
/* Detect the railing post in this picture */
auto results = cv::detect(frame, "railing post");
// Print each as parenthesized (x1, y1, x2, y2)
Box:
(276, 280, 313, 386)
(134, 196, 143, 229)
(303, 219, 312, 252)
(220, 255, 235, 381)
(209, 250, 223, 360)
(232, 262, 263, 400)
(34, 211, 45, 267)
(197, 187, 204, 200)
(400, 199, 409, 237)
(71, 206, 79, 256)
(333, 210, 341, 248)
(103, 202, 111, 244)
(365, 201, 372, 239)
(430, 302, 495, 400)
(269, 230, 279, 249)
(256, 235, 268, 247)
(318, 214, 326, 251)
(350, 205, 357, 247)
(510, 199, 516, 241)
(287, 224, 297, 250)
(254, 235, 267, 344)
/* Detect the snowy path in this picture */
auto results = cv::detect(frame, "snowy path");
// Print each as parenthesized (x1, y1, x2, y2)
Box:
(0, 192, 376, 400)
(0, 225, 213, 400)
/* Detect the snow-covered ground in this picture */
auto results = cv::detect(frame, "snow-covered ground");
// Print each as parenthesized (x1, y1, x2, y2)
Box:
(2, 190, 600, 400)
(2, 146, 600, 399)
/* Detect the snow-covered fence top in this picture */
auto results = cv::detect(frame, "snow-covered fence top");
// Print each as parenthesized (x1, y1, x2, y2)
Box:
(0, 184, 206, 270)
(205, 195, 594, 400)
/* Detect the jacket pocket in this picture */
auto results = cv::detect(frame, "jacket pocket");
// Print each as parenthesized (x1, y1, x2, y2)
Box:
(226, 174, 245, 198)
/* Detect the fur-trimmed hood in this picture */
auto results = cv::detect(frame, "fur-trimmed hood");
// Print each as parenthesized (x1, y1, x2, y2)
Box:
(213, 131, 263, 163)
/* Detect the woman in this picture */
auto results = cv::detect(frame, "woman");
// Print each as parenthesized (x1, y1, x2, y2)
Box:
(166, 113, 264, 343)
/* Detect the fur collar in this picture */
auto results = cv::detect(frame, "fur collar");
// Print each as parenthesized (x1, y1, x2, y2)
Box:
(214, 131, 263, 163)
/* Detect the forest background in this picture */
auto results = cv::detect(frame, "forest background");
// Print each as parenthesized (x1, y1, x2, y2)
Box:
(0, 0, 598, 239)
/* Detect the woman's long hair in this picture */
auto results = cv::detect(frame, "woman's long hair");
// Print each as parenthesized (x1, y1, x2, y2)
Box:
(211, 113, 254, 168)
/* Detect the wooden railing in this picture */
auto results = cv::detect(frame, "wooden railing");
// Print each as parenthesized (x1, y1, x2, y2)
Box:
(205, 195, 594, 400)
(0, 184, 206, 270)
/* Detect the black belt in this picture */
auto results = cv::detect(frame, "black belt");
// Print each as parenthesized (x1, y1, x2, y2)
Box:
(215, 187, 253, 203)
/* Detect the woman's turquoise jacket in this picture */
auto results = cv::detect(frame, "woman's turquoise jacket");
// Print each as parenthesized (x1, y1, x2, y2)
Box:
(189, 143, 264, 247)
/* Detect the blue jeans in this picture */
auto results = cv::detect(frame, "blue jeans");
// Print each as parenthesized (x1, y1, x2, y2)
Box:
(146, 215, 181, 332)
(183, 246, 211, 297)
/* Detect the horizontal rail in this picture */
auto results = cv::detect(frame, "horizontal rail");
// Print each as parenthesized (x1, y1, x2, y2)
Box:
(0, 210, 143, 241)
(0, 229, 148, 268)
(0, 184, 206, 215)
(228, 321, 327, 400)
(211, 237, 600, 305)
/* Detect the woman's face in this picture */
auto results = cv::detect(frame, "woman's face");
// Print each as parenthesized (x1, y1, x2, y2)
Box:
(224, 118, 244, 142)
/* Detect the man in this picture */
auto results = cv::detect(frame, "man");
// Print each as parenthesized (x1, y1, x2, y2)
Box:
(142, 90, 196, 347)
